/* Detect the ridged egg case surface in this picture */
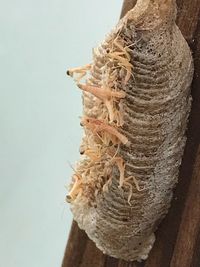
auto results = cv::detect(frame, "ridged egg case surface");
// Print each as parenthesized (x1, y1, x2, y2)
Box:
(68, 0, 193, 261)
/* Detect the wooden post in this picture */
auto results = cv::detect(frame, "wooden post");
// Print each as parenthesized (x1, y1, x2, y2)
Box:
(62, 1, 200, 266)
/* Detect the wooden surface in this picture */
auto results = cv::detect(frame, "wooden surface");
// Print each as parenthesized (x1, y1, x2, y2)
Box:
(62, 1, 200, 266)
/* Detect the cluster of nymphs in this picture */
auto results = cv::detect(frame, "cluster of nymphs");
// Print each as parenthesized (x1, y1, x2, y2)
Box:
(66, 31, 141, 205)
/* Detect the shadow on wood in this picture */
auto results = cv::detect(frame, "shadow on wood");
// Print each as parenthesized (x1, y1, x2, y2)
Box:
(62, 0, 200, 266)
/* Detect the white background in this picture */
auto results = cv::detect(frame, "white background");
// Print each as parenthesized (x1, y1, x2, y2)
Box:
(0, 1, 122, 266)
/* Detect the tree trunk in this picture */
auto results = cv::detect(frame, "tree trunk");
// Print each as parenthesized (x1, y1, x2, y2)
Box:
(62, 1, 200, 266)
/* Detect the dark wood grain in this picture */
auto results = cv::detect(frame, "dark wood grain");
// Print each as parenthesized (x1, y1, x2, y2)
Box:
(120, 0, 137, 18)
(62, 1, 200, 266)
(61, 221, 88, 267)
(171, 148, 200, 267)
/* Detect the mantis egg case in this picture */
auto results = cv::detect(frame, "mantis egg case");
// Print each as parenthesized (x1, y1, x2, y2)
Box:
(66, 0, 193, 261)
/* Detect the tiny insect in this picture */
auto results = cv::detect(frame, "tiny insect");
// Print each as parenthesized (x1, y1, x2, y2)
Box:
(66, 64, 91, 83)
(80, 116, 129, 145)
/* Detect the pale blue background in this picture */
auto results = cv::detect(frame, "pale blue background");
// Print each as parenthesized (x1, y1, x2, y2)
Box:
(0, 1, 122, 266)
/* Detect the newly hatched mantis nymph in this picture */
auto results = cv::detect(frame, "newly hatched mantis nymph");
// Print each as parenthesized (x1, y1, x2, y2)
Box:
(106, 36, 133, 84)
(66, 64, 91, 83)
(66, 173, 82, 202)
(80, 116, 129, 145)
(82, 143, 109, 162)
(77, 83, 126, 123)
(123, 176, 146, 204)
(77, 83, 126, 100)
